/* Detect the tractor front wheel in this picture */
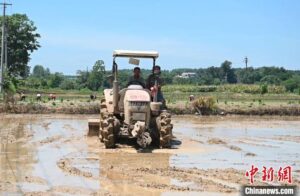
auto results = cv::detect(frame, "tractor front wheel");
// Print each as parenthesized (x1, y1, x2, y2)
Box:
(150, 111, 173, 148)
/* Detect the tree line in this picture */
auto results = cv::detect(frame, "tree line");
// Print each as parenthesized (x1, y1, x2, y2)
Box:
(21, 60, 300, 94)
(168, 61, 300, 93)
(2, 13, 300, 95)
(22, 60, 106, 91)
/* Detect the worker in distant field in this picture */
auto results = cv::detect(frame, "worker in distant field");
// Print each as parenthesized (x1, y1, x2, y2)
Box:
(36, 93, 42, 101)
(189, 95, 195, 102)
(90, 94, 97, 101)
(127, 66, 146, 88)
(146, 65, 165, 105)
(20, 92, 26, 101)
(49, 93, 56, 101)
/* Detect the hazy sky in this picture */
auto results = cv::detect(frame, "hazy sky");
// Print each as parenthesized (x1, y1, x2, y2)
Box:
(9, 0, 300, 74)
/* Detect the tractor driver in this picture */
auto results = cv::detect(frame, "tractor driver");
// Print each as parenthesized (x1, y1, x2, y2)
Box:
(127, 66, 146, 88)
(146, 65, 166, 105)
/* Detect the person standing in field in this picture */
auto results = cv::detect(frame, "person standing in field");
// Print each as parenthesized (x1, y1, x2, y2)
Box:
(20, 92, 26, 101)
(36, 93, 42, 101)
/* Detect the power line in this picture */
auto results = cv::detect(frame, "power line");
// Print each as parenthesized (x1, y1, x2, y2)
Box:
(0, 1, 12, 94)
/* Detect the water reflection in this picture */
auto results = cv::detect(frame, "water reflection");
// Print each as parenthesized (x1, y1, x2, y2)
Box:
(0, 116, 37, 194)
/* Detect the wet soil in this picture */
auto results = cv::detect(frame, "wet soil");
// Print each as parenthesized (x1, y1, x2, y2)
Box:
(0, 114, 300, 195)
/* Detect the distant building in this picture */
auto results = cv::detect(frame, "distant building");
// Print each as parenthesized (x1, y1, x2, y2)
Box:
(176, 72, 196, 79)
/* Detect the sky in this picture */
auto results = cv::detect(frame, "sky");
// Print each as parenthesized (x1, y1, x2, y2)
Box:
(7, 0, 300, 74)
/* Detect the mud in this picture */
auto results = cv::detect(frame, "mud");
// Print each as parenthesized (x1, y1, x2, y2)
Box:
(0, 114, 300, 195)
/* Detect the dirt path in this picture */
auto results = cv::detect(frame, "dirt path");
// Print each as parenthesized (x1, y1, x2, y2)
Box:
(0, 114, 299, 195)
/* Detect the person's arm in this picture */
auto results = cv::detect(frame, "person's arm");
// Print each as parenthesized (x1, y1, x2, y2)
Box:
(146, 75, 151, 89)
(157, 77, 164, 90)
(140, 77, 146, 88)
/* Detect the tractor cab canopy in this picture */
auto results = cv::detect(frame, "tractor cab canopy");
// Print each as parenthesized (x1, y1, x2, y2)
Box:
(112, 50, 159, 78)
(113, 50, 159, 59)
(110, 50, 159, 114)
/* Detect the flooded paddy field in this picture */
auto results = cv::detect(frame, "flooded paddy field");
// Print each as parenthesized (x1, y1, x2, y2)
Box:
(0, 114, 299, 195)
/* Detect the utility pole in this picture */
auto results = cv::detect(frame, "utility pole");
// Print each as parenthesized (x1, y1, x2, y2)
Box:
(0, 1, 12, 94)
(244, 56, 248, 70)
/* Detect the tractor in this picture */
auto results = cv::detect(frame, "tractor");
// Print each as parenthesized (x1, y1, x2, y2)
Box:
(88, 50, 173, 148)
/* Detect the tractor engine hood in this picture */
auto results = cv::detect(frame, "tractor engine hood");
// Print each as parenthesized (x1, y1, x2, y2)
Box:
(124, 90, 151, 102)
(123, 89, 151, 127)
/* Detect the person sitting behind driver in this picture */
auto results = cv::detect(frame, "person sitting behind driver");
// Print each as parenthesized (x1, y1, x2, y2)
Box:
(127, 67, 145, 88)
(146, 65, 164, 103)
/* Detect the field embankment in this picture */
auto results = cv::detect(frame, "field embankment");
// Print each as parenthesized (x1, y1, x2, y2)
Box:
(1, 84, 300, 115)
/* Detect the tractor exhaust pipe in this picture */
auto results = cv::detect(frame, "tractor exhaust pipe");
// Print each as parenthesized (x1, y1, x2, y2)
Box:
(113, 80, 119, 110)
(112, 59, 119, 112)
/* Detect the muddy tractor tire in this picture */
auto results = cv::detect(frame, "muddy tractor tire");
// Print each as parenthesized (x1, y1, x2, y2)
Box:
(151, 111, 173, 148)
(99, 99, 115, 148)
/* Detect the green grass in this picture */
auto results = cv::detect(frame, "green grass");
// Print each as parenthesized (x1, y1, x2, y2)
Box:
(2, 84, 300, 107)
(164, 91, 300, 103)
(163, 84, 287, 94)
(1, 84, 300, 115)
(163, 84, 300, 110)
(18, 87, 96, 95)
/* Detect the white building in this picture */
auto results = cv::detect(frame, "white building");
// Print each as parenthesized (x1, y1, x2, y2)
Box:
(177, 72, 196, 79)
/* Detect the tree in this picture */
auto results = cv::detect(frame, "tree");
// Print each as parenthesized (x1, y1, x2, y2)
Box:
(76, 70, 89, 89)
(60, 79, 76, 90)
(221, 61, 231, 78)
(32, 65, 46, 78)
(45, 68, 50, 76)
(220, 60, 237, 83)
(236, 67, 261, 84)
(49, 72, 64, 88)
(117, 69, 130, 88)
(260, 75, 281, 85)
(87, 60, 105, 90)
(197, 67, 221, 85)
(283, 75, 300, 92)
(3, 72, 17, 103)
(3, 14, 40, 77)
(25, 77, 41, 89)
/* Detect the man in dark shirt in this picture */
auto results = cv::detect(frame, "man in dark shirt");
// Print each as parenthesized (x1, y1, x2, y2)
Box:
(127, 67, 146, 88)
(146, 65, 165, 105)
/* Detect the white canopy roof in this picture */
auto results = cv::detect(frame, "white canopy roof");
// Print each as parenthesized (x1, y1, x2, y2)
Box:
(113, 50, 159, 58)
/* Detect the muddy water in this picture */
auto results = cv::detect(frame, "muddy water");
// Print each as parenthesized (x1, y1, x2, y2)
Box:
(0, 114, 299, 195)
(172, 116, 300, 170)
